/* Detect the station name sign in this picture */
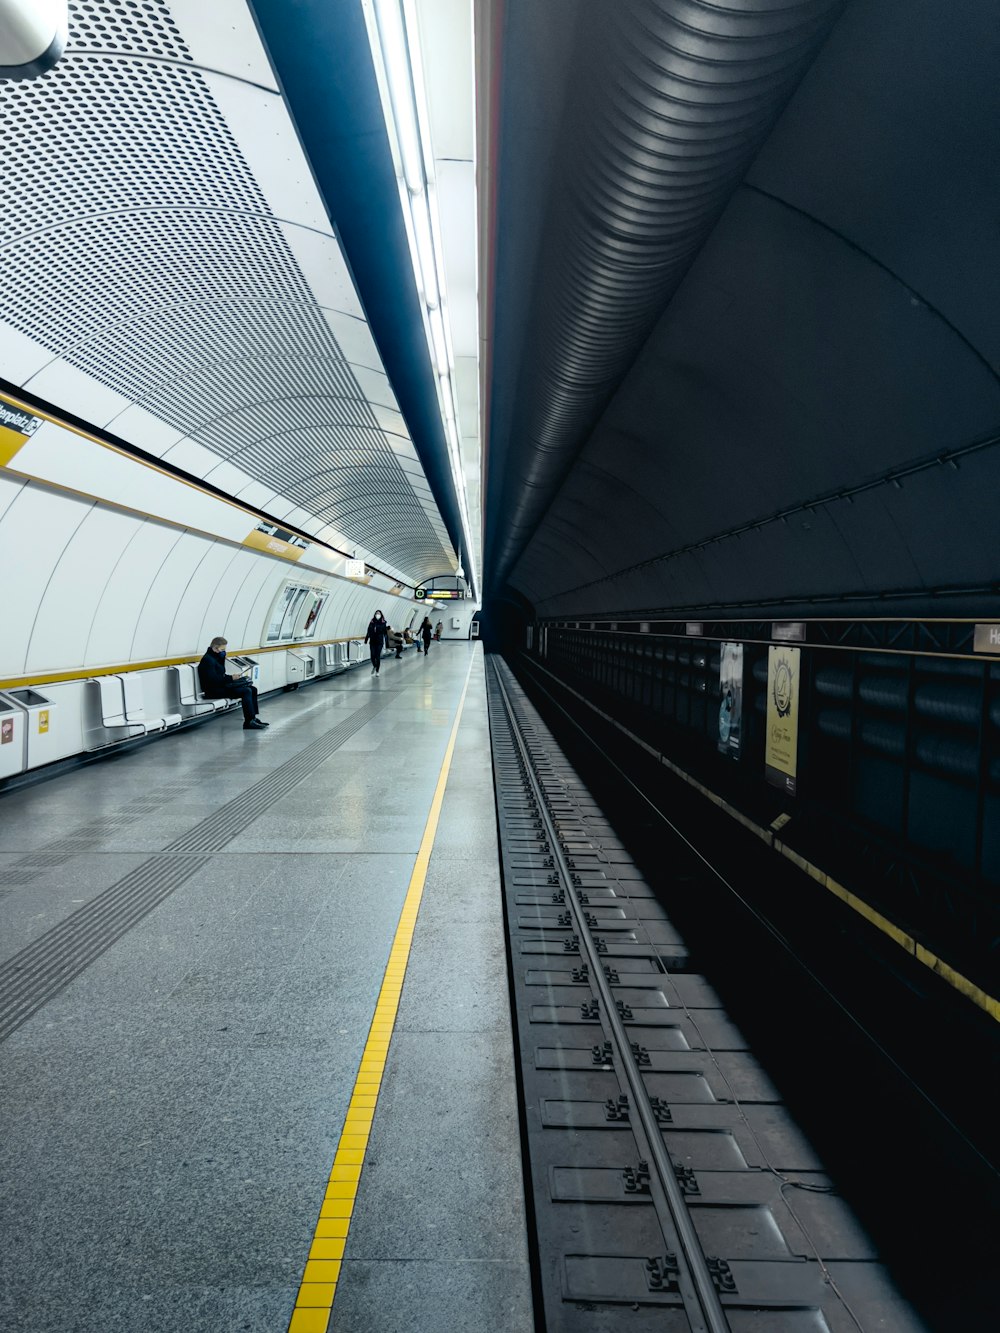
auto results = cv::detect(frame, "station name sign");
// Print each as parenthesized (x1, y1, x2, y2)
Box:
(973, 624, 1000, 655)
(0, 395, 43, 468)
(243, 521, 309, 562)
(772, 621, 806, 642)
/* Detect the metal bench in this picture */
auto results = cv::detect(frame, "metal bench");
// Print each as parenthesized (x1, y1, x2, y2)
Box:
(171, 663, 240, 718)
(86, 674, 182, 749)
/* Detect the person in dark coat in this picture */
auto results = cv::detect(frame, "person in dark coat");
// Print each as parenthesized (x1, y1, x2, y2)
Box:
(198, 636, 268, 730)
(365, 610, 388, 675)
(420, 616, 433, 655)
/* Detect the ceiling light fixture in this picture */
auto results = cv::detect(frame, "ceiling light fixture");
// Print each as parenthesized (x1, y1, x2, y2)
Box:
(364, 0, 479, 602)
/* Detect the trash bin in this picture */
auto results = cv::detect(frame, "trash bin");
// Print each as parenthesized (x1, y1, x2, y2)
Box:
(6, 688, 57, 769)
(288, 651, 315, 684)
(0, 694, 26, 779)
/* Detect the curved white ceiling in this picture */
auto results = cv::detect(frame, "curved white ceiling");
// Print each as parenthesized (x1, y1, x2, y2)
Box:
(0, 0, 458, 585)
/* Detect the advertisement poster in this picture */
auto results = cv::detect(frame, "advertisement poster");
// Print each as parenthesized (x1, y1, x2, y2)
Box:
(765, 645, 800, 795)
(1, 718, 12, 744)
(718, 643, 743, 757)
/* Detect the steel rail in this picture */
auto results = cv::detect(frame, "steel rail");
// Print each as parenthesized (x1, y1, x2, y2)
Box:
(489, 657, 731, 1333)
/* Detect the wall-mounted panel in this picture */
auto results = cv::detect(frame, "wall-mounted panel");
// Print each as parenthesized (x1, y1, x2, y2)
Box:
(0, 485, 92, 676)
(222, 557, 282, 649)
(9, 420, 253, 543)
(131, 532, 218, 661)
(26, 505, 144, 674)
(166, 541, 245, 656)
(85, 521, 184, 666)
(245, 566, 291, 649)
(196, 548, 263, 650)
(0, 472, 27, 525)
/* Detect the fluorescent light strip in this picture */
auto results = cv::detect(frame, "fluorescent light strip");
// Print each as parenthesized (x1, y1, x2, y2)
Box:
(365, 0, 479, 599)
(401, 0, 436, 184)
(410, 192, 440, 309)
(374, 0, 424, 193)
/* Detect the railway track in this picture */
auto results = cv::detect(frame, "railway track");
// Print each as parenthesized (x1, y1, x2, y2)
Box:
(487, 655, 927, 1333)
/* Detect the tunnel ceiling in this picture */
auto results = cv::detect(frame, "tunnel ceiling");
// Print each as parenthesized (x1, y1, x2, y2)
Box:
(483, 0, 1000, 620)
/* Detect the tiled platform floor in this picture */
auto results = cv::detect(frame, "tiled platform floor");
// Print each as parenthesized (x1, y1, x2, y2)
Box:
(0, 642, 532, 1333)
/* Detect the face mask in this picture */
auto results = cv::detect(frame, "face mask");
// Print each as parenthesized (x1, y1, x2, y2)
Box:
(219, 650, 226, 658)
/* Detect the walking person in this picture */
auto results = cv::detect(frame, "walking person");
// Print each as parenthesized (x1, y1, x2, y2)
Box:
(365, 609, 388, 675)
(420, 615, 433, 656)
(198, 637, 269, 730)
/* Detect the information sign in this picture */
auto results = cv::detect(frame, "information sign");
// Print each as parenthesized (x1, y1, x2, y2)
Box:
(974, 624, 1000, 655)
(765, 645, 800, 795)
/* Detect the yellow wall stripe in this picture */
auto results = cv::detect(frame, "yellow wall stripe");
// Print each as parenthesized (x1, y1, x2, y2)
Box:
(0, 425, 32, 468)
(287, 655, 476, 1332)
(0, 389, 419, 595)
(528, 657, 1000, 1025)
(0, 635, 371, 691)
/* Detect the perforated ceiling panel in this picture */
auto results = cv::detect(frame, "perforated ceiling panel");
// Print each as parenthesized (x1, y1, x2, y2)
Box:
(0, 0, 456, 583)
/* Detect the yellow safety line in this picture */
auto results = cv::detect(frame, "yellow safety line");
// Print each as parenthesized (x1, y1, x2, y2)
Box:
(528, 657, 1000, 1025)
(287, 654, 476, 1333)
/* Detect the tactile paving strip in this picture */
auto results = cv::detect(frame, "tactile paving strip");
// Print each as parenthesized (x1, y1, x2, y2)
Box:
(165, 696, 395, 853)
(0, 854, 210, 1041)
(487, 656, 926, 1333)
(0, 690, 401, 1039)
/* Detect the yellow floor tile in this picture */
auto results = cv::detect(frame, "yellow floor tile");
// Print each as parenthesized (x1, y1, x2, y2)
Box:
(313, 1225, 348, 1247)
(324, 1181, 358, 1199)
(296, 1281, 336, 1306)
(288, 1307, 330, 1333)
(303, 1259, 342, 1283)
(318, 1199, 353, 1218)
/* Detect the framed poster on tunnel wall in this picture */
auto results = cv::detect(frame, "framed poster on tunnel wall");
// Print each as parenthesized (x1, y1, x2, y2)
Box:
(765, 644, 800, 795)
(718, 642, 743, 757)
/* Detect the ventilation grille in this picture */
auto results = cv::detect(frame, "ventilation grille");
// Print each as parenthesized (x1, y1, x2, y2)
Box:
(67, 0, 188, 58)
(0, 0, 455, 582)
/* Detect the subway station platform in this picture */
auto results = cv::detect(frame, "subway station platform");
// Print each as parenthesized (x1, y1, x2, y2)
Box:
(0, 642, 533, 1333)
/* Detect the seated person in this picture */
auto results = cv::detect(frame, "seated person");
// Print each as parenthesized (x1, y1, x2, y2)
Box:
(198, 636, 268, 730)
(389, 628, 404, 659)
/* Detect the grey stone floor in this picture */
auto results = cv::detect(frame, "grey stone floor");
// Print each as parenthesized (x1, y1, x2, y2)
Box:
(0, 643, 533, 1333)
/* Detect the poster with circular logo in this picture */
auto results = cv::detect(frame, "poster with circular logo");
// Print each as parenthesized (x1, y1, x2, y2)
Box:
(765, 645, 800, 795)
